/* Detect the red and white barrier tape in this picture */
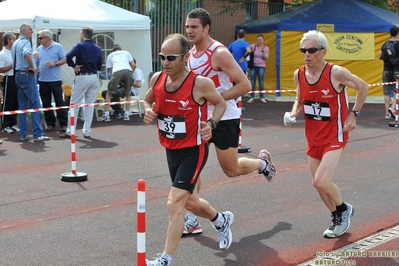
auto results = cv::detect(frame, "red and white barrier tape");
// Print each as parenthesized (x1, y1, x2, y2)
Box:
(0, 99, 142, 116)
(0, 81, 397, 116)
(248, 81, 397, 94)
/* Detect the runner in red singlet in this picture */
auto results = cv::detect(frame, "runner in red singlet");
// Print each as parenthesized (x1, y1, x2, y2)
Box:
(143, 34, 232, 266)
(285, 30, 368, 238)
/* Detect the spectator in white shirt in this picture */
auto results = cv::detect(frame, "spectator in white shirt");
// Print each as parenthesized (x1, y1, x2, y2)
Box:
(100, 44, 135, 121)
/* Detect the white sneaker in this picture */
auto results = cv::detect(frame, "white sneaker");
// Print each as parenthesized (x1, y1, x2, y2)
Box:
(323, 214, 338, 238)
(183, 214, 203, 235)
(33, 135, 50, 142)
(123, 114, 130, 121)
(2, 127, 14, 134)
(260, 98, 267, 104)
(389, 107, 396, 119)
(247, 98, 254, 103)
(211, 211, 234, 250)
(99, 114, 111, 122)
(146, 254, 170, 266)
(11, 125, 20, 132)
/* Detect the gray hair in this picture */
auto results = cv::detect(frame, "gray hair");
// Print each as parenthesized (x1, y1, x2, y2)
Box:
(39, 29, 53, 40)
(300, 30, 328, 49)
(19, 22, 31, 34)
(81, 26, 94, 40)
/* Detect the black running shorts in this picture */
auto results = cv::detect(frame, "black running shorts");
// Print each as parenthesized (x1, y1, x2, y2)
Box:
(165, 143, 209, 193)
(209, 119, 240, 150)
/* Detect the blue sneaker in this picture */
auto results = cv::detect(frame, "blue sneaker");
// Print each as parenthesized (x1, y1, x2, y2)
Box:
(333, 203, 354, 237)
(324, 203, 355, 238)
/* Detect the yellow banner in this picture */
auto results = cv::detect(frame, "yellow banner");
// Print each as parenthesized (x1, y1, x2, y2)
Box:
(325, 33, 375, 60)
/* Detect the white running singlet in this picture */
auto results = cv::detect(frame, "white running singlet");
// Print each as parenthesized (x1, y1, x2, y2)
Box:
(188, 40, 240, 120)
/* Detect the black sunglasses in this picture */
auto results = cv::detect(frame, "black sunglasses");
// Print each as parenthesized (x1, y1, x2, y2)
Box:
(159, 53, 185, 61)
(38, 36, 47, 40)
(299, 47, 324, 54)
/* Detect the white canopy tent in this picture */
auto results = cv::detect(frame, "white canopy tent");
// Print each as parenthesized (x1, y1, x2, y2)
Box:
(0, 0, 152, 89)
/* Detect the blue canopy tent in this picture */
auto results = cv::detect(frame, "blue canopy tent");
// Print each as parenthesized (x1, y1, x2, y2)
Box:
(236, 0, 399, 99)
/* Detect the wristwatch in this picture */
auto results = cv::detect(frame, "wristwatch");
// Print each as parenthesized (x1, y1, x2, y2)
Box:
(351, 110, 360, 117)
(55, 61, 58, 66)
(207, 118, 217, 129)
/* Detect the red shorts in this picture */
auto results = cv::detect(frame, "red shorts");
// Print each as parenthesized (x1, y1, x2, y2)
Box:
(306, 142, 347, 160)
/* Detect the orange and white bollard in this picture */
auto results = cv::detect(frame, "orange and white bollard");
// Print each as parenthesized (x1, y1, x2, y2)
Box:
(61, 102, 88, 182)
(237, 96, 251, 153)
(136, 179, 146, 266)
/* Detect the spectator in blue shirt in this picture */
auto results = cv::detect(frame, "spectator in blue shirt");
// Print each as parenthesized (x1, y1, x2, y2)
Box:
(36, 29, 68, 132)
(11, 22, 50, 142)
(60, 26, 102, 139)
(228, 29, 251, 75)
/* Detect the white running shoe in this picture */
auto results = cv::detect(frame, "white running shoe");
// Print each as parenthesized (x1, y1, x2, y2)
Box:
(323, 214, 338, 238)
(11, 125, 20, 132)
(2, 127, 14, 134)
(247, 98, 254, 103)
(323, 204, 355, 238)
(99, 114, 111, 122)
(389, 107, 396, 119)
(146, 254, 170, 266)
(258, 149, 277, 182)
(33, 135, 50, 142)
(333, 203, 354, 237)
(183, 214, 203, 235)
(211, 211, 234, 250)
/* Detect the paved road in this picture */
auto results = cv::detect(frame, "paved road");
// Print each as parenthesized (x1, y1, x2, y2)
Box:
(1, 101, 398, 266)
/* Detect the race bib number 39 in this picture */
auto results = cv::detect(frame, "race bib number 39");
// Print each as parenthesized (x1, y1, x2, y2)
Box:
(303, 100, 331, 122)
(157, 114, 187, 139)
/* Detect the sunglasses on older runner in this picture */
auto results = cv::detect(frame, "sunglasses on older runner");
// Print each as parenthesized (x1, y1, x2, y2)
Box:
(299, 47, 324, 54)
(159, 53, 185, 61)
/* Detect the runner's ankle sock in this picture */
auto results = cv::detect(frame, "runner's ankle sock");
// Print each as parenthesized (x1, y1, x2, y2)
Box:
(336, 202, 347, 213)
(211, 212, 225, 228)
(260, 159, 267, 172)
(161, 251, 172, 264)
(104, 111, 110, 116)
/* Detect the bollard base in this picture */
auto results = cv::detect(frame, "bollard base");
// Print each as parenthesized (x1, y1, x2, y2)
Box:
(238, 146, 251, 153)
(60, 172, 88, 182)
(388, 122, 399, 128)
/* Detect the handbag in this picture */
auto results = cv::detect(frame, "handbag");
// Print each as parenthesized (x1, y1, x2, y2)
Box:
(248, 45, 256, 68)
